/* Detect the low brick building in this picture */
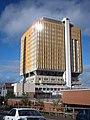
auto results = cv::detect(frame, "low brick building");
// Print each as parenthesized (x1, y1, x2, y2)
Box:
(61, 89, 90, 107)
(8, 98, 63, 112)
(7, 89, 90, 111)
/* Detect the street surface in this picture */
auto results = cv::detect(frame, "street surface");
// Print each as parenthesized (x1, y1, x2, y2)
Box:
(45, 115, 73, 120)
(0, 112, 73, 120)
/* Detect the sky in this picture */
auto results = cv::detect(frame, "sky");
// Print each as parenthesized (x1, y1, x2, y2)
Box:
(0, 0, 90, 86)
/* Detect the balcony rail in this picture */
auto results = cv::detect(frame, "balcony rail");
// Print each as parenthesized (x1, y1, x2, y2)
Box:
(35, 80, 66, 84)
(72, 80, 81, 85)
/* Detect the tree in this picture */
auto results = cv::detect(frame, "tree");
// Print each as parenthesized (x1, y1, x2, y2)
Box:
(53, 98, 62, 112)
(21, 94, 29, 106)
(4, 90, 15, 105)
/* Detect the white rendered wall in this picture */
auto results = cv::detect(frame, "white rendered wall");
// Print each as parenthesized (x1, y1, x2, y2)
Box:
(62, 18, 71, 88)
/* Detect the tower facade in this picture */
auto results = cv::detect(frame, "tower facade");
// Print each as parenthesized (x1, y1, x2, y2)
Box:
(19, 17, 83, 96)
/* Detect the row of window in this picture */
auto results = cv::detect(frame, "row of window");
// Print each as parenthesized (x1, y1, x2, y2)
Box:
(38, 78, 64, 81)
(35, 87, 61, 91)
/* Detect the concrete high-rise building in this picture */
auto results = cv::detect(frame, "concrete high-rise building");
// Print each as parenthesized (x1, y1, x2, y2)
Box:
(14, 17, 83, 97)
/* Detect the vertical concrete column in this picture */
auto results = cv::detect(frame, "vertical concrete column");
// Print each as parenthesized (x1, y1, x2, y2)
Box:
(22, 75, 25, 95)
(62, 18, 71, 88)
(34, 71, 37, 84)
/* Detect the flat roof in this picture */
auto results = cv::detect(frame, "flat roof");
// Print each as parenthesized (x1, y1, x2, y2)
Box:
(61, 89, 90, 106)
(41, 17, 74, 27)
(42, 17, 62, 24)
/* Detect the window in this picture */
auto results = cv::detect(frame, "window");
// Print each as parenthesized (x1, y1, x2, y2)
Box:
(9, 109, 16, 116)
(58, 88, 60, 91)
(47, 88, 49, 91)
(39, 88, 42, 90)
(44, 78, 48, 80)
(35, 88, 38, 91)
(43, 88, 46, 90)
(51, 78, 55, 80)
(54, 88, 57, 91)
(19, 110, 41, 116)
(51, 88, 53, 91)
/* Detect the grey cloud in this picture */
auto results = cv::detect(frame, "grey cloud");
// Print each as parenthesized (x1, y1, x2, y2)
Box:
(0, 60, 21, 84)
(84, 65, 90, 72)
(0, 0, 90, 86)
(79, 65, 90, 87)
(0, 60, 90, 86)
(0, 0, 90, 44)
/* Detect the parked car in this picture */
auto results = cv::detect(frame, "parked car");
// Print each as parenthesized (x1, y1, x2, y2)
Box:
(3, 108, 46, 120)
(76, 109, 90, 120)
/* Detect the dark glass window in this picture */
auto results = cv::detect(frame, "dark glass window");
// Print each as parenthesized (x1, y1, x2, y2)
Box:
(19, 110, 42, 116)
(9, 109, 16, 116)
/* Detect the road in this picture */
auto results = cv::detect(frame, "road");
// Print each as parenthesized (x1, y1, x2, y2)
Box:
(0, 113, 73, 120)
(45, 115, 73, 120)
(0, 115, 72, 120)
(0, 113, 6, 120)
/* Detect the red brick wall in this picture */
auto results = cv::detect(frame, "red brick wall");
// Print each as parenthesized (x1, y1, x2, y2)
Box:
(8, 99, 63, 112)
(8, 99, 21, 106)
(61, 90, 90, 106)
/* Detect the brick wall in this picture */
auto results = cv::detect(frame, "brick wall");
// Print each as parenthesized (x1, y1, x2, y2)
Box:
(61, 89, 90, 106)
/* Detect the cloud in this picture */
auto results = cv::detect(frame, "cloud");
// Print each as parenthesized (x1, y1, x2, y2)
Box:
(0, 60, 21, 84)
(0, 0, 90, 86)
(0, 60, 89, 86)
(0, 0, 90, 44)
(79, 65, 90, 87)
(0, 60, 90, 87)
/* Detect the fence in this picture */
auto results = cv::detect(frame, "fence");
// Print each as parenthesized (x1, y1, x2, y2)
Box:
(32, 106, 79, 119)
(0, 102, 88, 119)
